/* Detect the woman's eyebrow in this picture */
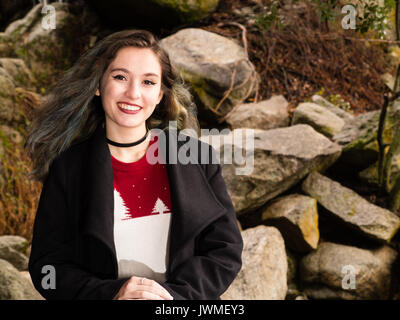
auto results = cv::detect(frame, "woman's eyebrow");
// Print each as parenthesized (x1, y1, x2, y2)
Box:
(110, 67, 160, 77)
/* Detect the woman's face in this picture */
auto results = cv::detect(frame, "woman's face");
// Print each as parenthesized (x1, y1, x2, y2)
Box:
(98, 46, 163, 132)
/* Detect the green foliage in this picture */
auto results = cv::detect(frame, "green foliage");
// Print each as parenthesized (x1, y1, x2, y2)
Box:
(355, 0, 396, 39)
(312, 0, 340, 24)
(314, 87, 353, 113)
(255, 0, 285, 31)
(263, 0, 396, 39)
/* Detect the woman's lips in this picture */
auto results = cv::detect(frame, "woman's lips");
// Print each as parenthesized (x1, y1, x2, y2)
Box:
(118, 105, 142, 114)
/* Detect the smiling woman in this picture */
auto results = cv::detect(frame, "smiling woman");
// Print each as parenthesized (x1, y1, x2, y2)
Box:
(25, 29, 200, 182)
(24, 29, 243, 300)
(97, 46, 165, 163)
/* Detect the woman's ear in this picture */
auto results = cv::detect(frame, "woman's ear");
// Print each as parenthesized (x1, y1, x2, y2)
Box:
(95, 88, 100, 96)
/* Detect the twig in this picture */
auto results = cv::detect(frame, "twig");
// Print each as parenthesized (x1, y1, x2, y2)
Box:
(213, 22, 259, 118)
(378, 94, 389, 187)
(343, 37, 400, 44)
(213, 62, 238, 113)
(281, 66, 292, 102)
(216, 22, 248, 59)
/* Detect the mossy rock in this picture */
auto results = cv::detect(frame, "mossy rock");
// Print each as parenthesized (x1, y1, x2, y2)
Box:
(2, 3, 99, 92)
(333, 102, 400, 169)
(87, 0, 219, 26)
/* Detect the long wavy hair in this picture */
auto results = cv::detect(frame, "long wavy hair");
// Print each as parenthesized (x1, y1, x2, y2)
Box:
(25, 29, 200, 182)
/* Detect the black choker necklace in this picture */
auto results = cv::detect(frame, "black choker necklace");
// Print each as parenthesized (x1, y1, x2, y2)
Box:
(106, 129, 149, 147)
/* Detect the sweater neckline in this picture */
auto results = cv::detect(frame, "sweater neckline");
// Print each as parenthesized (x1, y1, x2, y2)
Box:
(111, 134, 158, 171)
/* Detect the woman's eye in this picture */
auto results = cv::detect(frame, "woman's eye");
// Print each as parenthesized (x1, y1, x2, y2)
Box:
(144, 80, 156, 85)
(113, 75, 126, 81)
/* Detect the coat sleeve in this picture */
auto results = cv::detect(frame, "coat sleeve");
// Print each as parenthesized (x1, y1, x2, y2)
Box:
(160, 144, 243, 300)
(28, 155, 130, 300)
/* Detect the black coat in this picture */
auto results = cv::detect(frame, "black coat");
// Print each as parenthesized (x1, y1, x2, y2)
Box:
(28, 125, 243, 300)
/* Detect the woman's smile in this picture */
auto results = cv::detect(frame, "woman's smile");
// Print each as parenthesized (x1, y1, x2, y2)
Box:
(118, 102, 142, 114)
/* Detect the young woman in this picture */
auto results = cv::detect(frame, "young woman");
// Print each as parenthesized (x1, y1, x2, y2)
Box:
(25, 29, 243, 300)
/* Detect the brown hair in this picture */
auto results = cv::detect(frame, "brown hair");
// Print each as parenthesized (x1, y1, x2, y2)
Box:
(25, 29, 200, 182)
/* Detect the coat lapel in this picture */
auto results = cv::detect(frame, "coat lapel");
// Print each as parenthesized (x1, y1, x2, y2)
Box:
(81, 125, 227, 277)
(81, 124, 117, 275)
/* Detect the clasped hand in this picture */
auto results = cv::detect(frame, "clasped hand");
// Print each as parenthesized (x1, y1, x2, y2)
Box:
(113, 276, 174, 300)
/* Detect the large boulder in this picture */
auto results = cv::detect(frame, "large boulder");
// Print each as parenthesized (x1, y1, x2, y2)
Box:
(0, 259, 44, 300)
(0, 2, 99, 92)
(221, 225, 287, 300)
(225, 95, 290, 130)
(300, 242, 398, 299)
(200, 124, 341, 215)
(261, 194, 319, 253)
(0, 236, 29, 271)
(302, 171, 400, 242)
(86, 0, 219, 26)
(161, 28, 259, 122)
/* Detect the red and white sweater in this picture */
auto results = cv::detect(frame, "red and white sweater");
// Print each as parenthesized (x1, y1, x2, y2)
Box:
(112, 133, 172, 283)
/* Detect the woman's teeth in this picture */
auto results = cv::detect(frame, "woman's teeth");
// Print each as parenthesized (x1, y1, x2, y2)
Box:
(118, 103, 141, 111)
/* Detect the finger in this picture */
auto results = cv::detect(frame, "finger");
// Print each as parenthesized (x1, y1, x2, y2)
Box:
(139, 285, 173, 300)
(125, 290, 165, 300)
(133, 277, 173, 300)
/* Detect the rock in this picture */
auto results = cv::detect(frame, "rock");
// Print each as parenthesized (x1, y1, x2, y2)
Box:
(201, 124, 341, 215)
(0, 125, 24, 145)
(357, 156, 400, 193)
(311, 95, 354, 123)
(19, 271, 33, 285)
(332, 102, 400, 169)
(160, 28, 259, 121)
(1, 3, 99, 92)
(301, 171, 400, 242)
(0, 65, 17, 93)
(0, 235, 29, 271)
(0, 59, 34, 123)
(358, 161, 380, 187)
(4, 3, 70, 44)
(225, 95, 289, 130)
(86, 0, 219, 26)
(221, 225, 287, 300)
(0, 73, 17, 123)
(286, 249, 298, 285)
(0, 259, 44, 300)
(295, 295, 308, 300)
(0, 58, 35, 89)
(300, 242, 398, 299)
(292, 102, 345, 138)
(261, 194, 319, 253)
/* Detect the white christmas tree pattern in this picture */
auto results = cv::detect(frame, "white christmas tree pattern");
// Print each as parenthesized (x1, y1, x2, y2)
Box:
(114, 189, 131, 220)
(151, 197, 170, 215)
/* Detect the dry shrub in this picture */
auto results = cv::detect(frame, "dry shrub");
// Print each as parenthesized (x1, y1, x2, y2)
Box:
(0, 88, 43, 243)
(0, 137, 41, 243)
(200, 0, 396, 116)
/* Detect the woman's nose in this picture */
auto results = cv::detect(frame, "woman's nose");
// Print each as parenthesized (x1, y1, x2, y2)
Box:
(126, 81, 141, 99)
